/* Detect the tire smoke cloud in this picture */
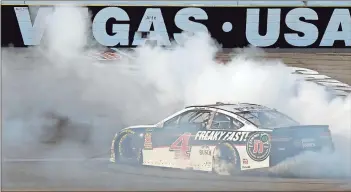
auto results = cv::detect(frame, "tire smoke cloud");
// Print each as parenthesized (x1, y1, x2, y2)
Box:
(2, 6, 350, 178)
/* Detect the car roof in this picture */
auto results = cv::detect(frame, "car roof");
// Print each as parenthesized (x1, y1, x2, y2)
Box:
(186, 102, 273, 113)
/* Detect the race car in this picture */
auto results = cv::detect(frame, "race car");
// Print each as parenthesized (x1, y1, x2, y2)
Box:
(110, 102, 334, 175)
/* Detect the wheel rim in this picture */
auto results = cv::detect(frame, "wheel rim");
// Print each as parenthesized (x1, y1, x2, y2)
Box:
(213, 145, 237, 175)
(117, 134, 142, 164)
(118, 134, 132, 159)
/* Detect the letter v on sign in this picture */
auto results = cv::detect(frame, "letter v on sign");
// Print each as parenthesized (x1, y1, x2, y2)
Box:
(14, 7, 53, 45)
(14, 7, 89, 46)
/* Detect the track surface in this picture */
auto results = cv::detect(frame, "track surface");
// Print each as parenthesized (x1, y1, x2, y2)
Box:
(3, 159, 351, 191)
(2, 50, 351, 191)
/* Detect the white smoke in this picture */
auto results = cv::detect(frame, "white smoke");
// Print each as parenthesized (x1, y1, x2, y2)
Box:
(2, 6, 350, 178)
(135, 39, 351, 178)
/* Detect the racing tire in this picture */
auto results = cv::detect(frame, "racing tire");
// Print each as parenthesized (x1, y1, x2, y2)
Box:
(212, 143, 241, 176)
(114, 133, 143, 165)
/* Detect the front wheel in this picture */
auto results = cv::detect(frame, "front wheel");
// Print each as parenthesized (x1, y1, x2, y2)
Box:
(114, 133, 143, 165)
(212, 143, 241, 175)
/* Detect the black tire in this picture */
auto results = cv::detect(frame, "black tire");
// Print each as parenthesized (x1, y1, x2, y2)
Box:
(212, 143, 241, 176)
(114, 133, 143, 165)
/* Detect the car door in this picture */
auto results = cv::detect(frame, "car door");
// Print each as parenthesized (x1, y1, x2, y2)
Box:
(150, 109, 214, 169)
(208, 111, 270, 170)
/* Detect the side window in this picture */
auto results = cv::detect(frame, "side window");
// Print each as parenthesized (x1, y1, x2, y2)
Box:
(178, 111, 197, 124)
(163, 110, 197, 128)
(211, 112, 244, 130)
(232, 117, 245, 130)
(189, 111, 212, 124)
(164, 110, 213, 128)
(163, 115, 180, 127)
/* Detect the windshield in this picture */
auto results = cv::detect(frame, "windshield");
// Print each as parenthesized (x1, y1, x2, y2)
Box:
(237, 110, 299, 129)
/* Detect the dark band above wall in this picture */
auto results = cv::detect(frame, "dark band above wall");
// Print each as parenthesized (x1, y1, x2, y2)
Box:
(1, 5, 350, 48)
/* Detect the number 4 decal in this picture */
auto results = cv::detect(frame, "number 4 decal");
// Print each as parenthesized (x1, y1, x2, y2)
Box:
(169, 132, 192, 159)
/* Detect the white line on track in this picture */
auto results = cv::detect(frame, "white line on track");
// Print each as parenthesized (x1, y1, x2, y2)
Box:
(2, 157, 109, 162)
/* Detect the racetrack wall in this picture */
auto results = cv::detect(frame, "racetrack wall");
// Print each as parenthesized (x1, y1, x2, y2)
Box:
(1, 3, 351, 191)
(2, 5, 350, 48)
(217, 50, 351, 85)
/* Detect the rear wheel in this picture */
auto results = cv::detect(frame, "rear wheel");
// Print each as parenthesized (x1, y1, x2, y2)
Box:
(114, 133, 143, 165)
(212, 143, 240, 175)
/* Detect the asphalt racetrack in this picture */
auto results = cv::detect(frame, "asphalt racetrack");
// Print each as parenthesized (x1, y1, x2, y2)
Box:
(4, 159, 351, 191)
(2, 50, 351, 191)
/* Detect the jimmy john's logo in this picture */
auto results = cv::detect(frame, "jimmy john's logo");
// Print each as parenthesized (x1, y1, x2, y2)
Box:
(246, 132, 271, 162)
(194, 131, 250, 141)
(144, 132, 153, 150)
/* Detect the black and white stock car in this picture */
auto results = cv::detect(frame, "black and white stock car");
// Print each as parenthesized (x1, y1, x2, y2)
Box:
(110, 103, 334, 175)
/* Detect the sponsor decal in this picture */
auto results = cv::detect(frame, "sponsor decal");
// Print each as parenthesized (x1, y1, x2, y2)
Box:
(242, 165, 251, 169)
(242, 158, 248, 164)
(170, 133, 192, 159)
(301, 138, 316, 149)
(2, 6, 350, 48)
(145, 127, 154, 132)
(143, 132, 153, 150)
(194, 131, 250, 141)
(199, 145, 212, 156)
(302, 142, 316, 148)
(246, 132, 271, 162)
